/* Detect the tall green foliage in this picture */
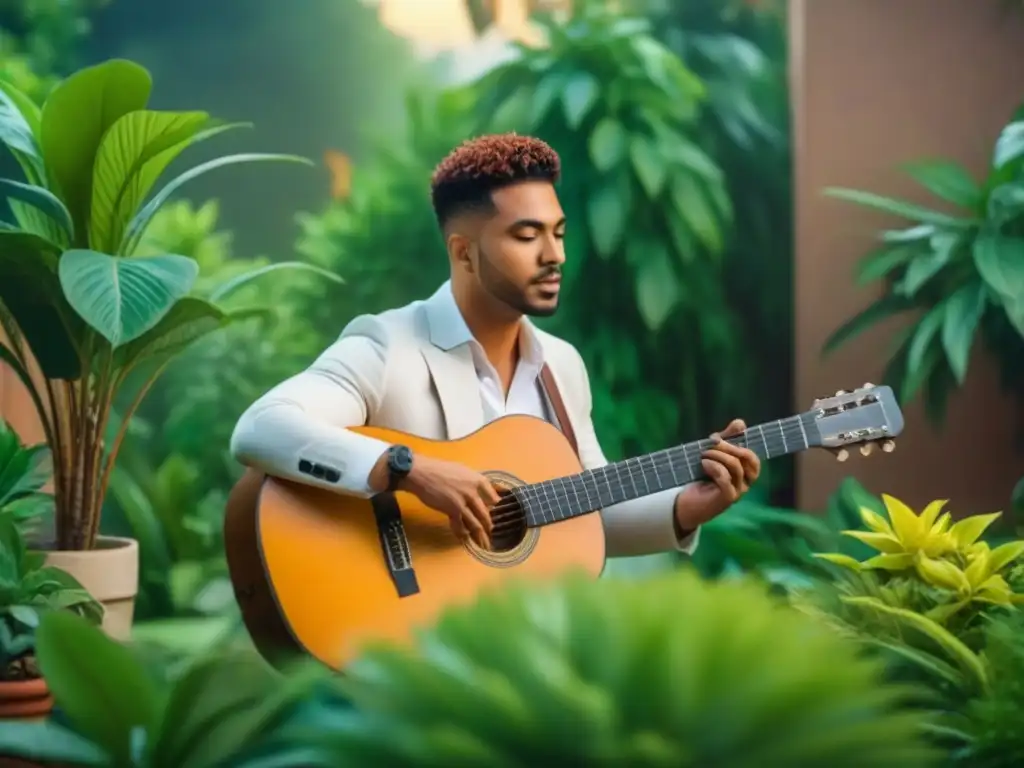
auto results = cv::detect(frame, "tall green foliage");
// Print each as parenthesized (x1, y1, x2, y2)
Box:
(823, 107, 1024, 425)
(636, 0, 793, 446)
(299, 3, 791, 461)
(468, 3, 745, 458)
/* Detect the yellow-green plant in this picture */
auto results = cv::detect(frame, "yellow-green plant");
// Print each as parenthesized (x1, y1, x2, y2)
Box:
(814, 493, 1024, 624)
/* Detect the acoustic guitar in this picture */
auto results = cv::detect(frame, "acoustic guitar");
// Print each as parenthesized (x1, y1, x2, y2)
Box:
(225, 384, 904, 671)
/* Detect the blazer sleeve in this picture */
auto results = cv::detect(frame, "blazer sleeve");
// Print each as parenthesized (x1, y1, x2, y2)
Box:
(229, 315, 393, 497)
(568, 350, 701, 558)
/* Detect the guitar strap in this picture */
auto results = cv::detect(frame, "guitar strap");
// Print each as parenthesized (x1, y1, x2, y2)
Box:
(539, 363, 580, 459)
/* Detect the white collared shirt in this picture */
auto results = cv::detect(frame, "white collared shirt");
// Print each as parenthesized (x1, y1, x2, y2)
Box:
(429, 282, 551, 425)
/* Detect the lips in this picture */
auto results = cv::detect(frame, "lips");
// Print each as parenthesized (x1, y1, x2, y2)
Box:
(536, 275, 561, 286)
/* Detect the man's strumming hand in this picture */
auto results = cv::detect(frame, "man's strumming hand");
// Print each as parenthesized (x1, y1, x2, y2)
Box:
(371, 450, 498, 550)
(674, 419, 761, 534)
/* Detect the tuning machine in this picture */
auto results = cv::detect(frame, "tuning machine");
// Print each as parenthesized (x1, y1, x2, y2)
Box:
(832, 437, 896, 462)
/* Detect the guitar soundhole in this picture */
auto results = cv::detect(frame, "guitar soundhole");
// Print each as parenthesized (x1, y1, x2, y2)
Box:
(489, 490, 528, 552)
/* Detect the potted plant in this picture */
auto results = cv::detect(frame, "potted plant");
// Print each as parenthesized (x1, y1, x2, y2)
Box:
(0, 516, 101, 721)
(0, 58, 339, 638)
(0, 610, 334, 766)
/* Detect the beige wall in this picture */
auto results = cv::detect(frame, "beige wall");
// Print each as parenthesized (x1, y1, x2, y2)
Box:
(792, 0, 1024, 515)
(0, 331, 44, 446)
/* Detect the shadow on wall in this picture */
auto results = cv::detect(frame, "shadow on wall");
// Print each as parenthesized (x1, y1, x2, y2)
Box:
(83, 0, 422, 261)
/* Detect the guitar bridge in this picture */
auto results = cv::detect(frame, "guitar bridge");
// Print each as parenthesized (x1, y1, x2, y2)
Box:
(371, 493, 420, 598)
(384, 519, 413, 571)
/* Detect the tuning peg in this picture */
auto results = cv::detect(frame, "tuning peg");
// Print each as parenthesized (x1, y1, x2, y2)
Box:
(835, 389, 848, 396)
(862, 381, 874, 389)
(881, 439, 896, 453)
(835, 448, 849, 463)
(860, 443, 875, 457)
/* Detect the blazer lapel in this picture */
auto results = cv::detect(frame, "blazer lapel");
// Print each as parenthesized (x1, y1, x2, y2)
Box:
(421, 344, 483, 439)
(419, 283, 484, 439)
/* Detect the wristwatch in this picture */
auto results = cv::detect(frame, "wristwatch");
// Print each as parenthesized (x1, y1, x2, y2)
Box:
(386, 444, 414, 492)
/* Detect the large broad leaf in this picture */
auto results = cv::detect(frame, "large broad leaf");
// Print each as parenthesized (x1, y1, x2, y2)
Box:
(35, 610, 163, 766)
(902, 160, 981, 210)
(0, 230, 81, 378)
(121, 153, 313, 255)
(823, 187, 976, 228)
(208, 261, 343, 304)
(40, 59, 152, 237)
(58, 249, 199, 347)
(0, 178, 74, 241)
(941, 281, 987, 384)
(91, 111, 248, 253)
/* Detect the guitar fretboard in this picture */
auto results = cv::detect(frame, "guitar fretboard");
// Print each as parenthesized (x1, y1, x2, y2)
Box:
(517, 412, 821, 526)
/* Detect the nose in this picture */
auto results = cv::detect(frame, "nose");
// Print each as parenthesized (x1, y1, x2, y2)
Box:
(540, 233, 565, 266)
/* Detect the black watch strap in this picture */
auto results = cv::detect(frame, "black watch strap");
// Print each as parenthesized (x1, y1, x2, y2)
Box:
(386, 444, 413, 492)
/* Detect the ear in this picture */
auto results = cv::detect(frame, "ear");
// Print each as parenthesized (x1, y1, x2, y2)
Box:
(447, 232, 475, 273)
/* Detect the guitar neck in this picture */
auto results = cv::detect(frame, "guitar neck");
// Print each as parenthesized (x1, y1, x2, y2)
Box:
(519, 413, 820, 527)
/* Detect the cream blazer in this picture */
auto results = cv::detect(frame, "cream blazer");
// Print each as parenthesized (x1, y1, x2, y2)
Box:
(230, 283, 699, 558)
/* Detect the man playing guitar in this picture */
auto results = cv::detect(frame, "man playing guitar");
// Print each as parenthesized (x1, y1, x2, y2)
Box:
(230, 133, 760, 559)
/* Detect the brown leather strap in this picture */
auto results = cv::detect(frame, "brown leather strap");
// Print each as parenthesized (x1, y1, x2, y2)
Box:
(539, 363, 579, 459)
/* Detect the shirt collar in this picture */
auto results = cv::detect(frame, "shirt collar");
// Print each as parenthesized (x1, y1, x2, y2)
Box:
(424, 280, 545, 367)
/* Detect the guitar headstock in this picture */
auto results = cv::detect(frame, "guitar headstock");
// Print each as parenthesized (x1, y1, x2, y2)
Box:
(807, 383, 904, 462)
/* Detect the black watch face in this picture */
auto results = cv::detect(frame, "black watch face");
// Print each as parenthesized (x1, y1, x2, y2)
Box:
(392, 445, 413, 473)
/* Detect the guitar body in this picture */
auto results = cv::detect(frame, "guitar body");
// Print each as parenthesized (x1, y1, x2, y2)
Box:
(224, 415, 606, 671)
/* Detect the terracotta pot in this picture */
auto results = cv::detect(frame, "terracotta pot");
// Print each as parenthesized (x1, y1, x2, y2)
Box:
(0, 677, 52, 720)
(44, 536, 139, 641)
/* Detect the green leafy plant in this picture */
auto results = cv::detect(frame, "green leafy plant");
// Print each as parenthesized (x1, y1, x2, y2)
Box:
(947, 610, 1024, 767)
(0, 58, 338, 551)
(0, 418, 53, 535)
(298, 569, 937, 766)
(821, 109, 1024, 424)
(795, 492, 1024, 717)
(0, 517, 101, 681)
(0, 610, 331, 766)
(460, 2, 746, 455)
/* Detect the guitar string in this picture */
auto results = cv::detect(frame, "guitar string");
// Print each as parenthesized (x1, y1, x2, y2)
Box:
(482, 415, 820, 535)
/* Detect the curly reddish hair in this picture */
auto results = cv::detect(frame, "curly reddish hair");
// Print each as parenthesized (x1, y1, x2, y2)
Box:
(430, 133, 561, 227)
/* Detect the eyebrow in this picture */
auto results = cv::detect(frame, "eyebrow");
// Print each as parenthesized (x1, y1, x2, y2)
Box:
(509, 217, 566, 231)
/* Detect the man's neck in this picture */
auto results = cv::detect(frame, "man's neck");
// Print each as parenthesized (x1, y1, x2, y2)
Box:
(451, 282, 522, 373)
